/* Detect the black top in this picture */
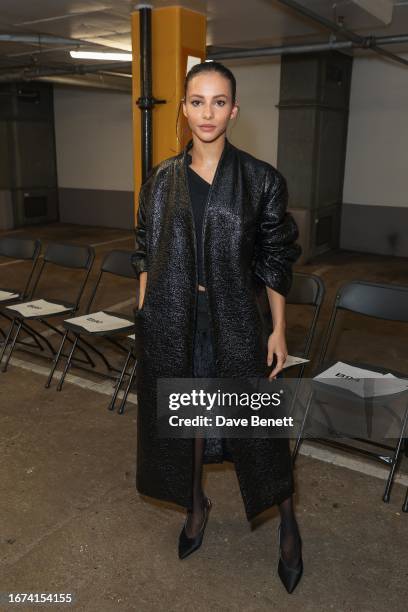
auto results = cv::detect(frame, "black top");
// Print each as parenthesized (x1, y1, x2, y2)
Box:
(187, 153, 211, 287)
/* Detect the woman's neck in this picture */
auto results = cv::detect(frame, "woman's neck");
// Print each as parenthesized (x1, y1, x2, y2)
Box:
(189, 134, 226, 170)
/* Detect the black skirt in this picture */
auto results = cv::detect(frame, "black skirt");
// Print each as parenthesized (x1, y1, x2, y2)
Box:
(193, 291, 232, 464)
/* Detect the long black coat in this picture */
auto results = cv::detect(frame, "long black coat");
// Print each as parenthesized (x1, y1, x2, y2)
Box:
(132, 137, 301, 521)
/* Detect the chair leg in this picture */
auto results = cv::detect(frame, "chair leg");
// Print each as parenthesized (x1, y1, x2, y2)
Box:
(75, 335, 112, 372)
(288, 377, 302, 419)
(2, 320, 22, 372)
(27, 330, 44, 351)
(19, 323, 44, 351)
(45, 330, 69, 389)
(57, 334, 79, 392)
(382, 405, 408, 503)
(21, 321, 55, 356)
(292, 389, 314, 464)
(403, 488, 408, 513)
(118, 356, 137, 415)
(107, 350, 132, 412)
(0, 319, 15, 365)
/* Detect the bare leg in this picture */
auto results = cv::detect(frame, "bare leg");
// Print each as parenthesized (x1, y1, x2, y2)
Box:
(185, 437, 206, 537)
(278, 495, 301, 567)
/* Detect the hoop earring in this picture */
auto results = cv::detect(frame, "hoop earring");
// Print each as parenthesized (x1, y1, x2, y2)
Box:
(176, 117, 191, 144)
(176, 103, 189, 145)
(175, 101, 182, 144)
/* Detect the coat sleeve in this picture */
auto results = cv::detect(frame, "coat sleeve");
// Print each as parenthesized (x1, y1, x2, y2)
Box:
(253, 168, 301, 297)
(132, 184, 149, 277)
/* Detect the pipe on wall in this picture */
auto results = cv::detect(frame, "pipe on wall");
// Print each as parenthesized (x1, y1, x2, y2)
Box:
(0, 33, 128, 49)
(138, 6, 153, 181)
(34, 74, 132, 92)
(273, 0, 408, 66)
(208, 33, 408, 61)
(0, 62, 132, 84)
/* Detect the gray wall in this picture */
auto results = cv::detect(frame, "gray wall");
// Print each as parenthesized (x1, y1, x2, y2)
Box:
(223, 59, 281, 167)
(51, 55, 408, 256)
(58, 188, 133, 230)
(342, 53, 408, 256)
(53, 86, 134, 229)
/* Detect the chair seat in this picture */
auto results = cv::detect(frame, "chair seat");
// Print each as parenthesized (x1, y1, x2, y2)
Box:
(300, 359, 408, 444)
(314, 359, 407, 380)
(283, 353, 310, 371)
(4, 298, 74, 319)
(63, 310, 134, 336)
(0, 289, 21, 304)
(310, 360, 408, 405)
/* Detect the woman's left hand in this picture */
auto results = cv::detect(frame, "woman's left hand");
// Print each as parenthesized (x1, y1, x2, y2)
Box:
(267, 329, 288, 380)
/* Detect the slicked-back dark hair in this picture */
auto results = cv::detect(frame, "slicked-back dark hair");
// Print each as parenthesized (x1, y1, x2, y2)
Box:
(184, 60, 237, 104)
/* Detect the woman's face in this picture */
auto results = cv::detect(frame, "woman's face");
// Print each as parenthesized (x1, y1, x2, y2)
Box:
(182, 71, 238, 143)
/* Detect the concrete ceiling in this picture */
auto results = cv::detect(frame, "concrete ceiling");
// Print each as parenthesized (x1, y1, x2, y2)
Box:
(0, 0, 407, 82)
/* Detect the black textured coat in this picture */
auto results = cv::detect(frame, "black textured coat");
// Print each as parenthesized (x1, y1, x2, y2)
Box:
(132, 137, 301, 521)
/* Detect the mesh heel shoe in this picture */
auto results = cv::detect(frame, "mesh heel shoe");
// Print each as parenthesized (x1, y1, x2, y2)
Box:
(277, 523, 303, 594)
(178, 497, 212, 560)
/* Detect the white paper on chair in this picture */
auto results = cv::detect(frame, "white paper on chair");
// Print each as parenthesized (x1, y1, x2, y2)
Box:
(0, 290, 19, 302)
(283, 355, 309, 369)
(6, 299, 70, 317)
(67, 311, 131, 332)
(314, 361, 408, 398)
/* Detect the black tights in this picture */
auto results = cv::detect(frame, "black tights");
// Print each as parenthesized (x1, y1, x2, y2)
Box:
(185, 438, 301, 568)
(185, 438, 206, 537)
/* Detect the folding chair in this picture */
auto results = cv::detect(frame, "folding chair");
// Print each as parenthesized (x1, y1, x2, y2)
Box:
(46, 250, 138, 401)
(285, 272, 325, 377)
(108, 325, 138, 415)
(109, 249, 152, 414)
(292, 280, 408, 508)
(0, 242, 94, 372)
(280, 273, 326, 442)
(0, 236, 41, 342)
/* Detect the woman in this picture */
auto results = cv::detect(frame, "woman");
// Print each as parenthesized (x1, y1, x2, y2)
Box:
(132, 61, 303, 593)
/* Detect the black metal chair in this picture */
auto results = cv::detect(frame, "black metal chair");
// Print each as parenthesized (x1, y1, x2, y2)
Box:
(292, 280, 408, 509)
(46, 250, 138, 400)
(109, 251, 149, 415)
(285, 272, 325, 377)
(275, 272, 326, 435)
(109, 325, 138, 415)
(0, 242, 95, 372)
(0, 236, 41, 342)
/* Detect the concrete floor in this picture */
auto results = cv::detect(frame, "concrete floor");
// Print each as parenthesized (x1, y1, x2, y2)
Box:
(1, 223, 408, 611)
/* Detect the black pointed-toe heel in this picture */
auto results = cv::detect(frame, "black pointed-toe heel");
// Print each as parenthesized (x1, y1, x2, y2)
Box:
(277, 523, 303, 594)
(178, 497, 212, 560)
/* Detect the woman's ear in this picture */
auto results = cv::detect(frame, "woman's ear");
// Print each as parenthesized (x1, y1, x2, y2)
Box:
(231, 103, 239, 120)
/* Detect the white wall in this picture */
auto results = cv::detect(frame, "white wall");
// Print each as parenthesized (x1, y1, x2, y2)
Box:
(53, 87, 134, 192)
(53, 53, 408, 209)
(223, 59, 281, 167)
(53, 62, 281, 193)
(343, 53, 408, 207)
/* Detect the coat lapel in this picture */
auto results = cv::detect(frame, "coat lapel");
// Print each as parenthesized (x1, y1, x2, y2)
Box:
(181, 136, 233, 193)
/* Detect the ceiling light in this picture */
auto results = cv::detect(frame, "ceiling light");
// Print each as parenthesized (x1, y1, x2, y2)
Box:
(70, 51, 132, 61)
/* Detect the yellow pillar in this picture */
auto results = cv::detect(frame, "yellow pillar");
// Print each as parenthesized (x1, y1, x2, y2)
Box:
(131, 6, 207, 224)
